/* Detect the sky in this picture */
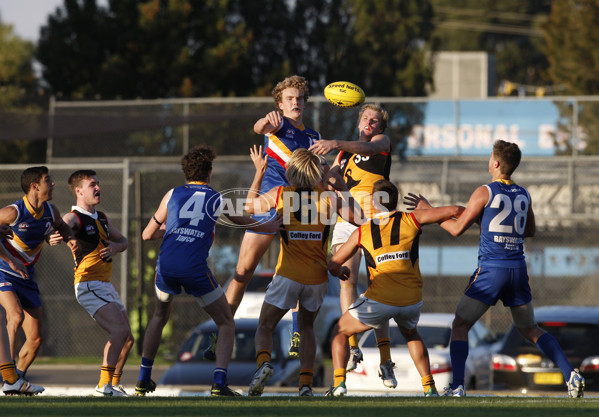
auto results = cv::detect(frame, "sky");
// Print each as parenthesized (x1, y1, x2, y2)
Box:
(0, 0, 106, 42)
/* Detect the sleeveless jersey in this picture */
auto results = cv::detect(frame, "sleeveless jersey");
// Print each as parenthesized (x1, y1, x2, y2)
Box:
(157, 182, 222, 278)
(359, 211, 423, 306)
(337, 149, 391, 219)
(71, 207, 112, 284)
(261, 117, 321, 193)
(478, 180, 530, 268)
(0, 197, 55, 278)
(274, 186, 334, 285)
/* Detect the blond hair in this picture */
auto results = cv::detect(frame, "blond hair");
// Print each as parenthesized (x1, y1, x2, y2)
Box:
(358, 103, 389, 133)
(285, 149, 323, 189)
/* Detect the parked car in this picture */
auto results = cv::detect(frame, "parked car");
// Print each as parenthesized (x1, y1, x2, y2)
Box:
(346, 313, 500, 392)
(492, 305, 599, 392)
(229, 270, 365, 354)
(159, 318, 325, 387)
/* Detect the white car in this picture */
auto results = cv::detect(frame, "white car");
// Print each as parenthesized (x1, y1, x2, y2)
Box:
(345, 313, 500, 393)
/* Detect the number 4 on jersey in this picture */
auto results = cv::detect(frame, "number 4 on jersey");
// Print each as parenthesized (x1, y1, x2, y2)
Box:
(178, 192, 206, 226)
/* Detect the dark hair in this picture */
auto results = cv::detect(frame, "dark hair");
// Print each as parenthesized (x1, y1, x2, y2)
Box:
(182, 145, 216, 182)
(21, 166, 49, 193)
(493, 140, 521, 175)
(68, 170, 97, 197)
(372, 179, 398, 211)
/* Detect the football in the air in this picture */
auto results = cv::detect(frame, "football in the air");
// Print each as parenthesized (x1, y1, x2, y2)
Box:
(324, 81, 365, 108)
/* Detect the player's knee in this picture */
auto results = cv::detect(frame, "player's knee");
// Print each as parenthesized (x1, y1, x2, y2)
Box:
(155, 286, 173, 303)
(6, 310, 24, 329)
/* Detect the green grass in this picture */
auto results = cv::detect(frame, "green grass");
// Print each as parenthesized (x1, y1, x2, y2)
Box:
(3, 396, 599, 417)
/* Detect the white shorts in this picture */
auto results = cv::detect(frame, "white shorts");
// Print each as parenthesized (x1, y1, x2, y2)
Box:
(75, 280, 126, 318)
(331, 221, 358, 247)
(348, 294, 423, 330)
(264, 275, 328, 312)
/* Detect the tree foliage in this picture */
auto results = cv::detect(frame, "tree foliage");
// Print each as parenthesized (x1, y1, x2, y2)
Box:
(0, 19, 37, 108)
(36, 0, 436, 99)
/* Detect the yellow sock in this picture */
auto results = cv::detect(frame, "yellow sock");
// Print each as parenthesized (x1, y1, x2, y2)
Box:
(377, 337, 391, 364)
(256, 350, 271, 369)
(0, 362, 18, 384)
(333, 368, 346, 387)
(112, 372, 122, 386)
(422, 374, 436, 392)
(299, 369, 313, 388)
(348, 334, 358, 349)
(99, 365, 116, 388)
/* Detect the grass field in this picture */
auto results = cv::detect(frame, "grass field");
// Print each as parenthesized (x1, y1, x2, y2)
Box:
(2, 396, 599, 417)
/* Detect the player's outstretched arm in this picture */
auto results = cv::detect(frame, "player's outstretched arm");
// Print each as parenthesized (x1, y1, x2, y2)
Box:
(225, 213, 283, 234)
(412, 205, 464, 226)
(310, 134, 390, 156)
(254, 111, 283, 135)
(438, 186, 488, 237)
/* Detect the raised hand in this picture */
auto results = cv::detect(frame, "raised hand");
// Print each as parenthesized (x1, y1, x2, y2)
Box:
(403, 193, 432, 211)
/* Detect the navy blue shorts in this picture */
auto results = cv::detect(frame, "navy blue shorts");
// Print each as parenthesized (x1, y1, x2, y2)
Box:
(155, 268, 220, 298)
(0, 270, 42, 309)
(464, 265, 532, 307)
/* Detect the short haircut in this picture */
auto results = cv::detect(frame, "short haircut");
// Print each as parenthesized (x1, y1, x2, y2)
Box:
(21, 166, 49, 193)
(358, 103, 389, 133)
(182, 145, 216, 182)
(68, 170, 97, 197)
(272, 75, 310, 105)
(493, 140, 521, 175)
(372, 179, 398, 212)
(285, 149, 323, 189)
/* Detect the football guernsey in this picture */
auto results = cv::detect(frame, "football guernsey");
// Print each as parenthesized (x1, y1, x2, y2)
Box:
(478, 180, 530, 268)
(359, 211, 423, 307)
(336, 149, 391, 219)
(0, 197, 54, 279)
(261, 117, 321, 193)
(274, 186, 333, 285)
(71, 206, 112, 284)
(156, 182, 222, 278)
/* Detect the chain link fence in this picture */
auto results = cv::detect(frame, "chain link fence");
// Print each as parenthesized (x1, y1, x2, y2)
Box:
(2, 154, 599, 358)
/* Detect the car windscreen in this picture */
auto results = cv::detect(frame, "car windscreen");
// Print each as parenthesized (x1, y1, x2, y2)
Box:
(178, 328, 280, 362)
(361, 325, 451, 349)
(501, 322, 599, 357)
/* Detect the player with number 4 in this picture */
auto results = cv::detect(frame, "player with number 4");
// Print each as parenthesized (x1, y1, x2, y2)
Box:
(135, 145, 282, 398)
(405, 140, 585, 398)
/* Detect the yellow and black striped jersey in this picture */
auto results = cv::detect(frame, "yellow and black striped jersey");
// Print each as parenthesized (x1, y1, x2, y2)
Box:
(274, 186, 334, 285)
(71, 207, 112, 284)
(359, 210, 423, 306)
(336, 150, 391, 219)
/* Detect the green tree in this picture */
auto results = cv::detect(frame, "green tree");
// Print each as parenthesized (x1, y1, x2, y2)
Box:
(543, 0, 599, 155)
(0, 18, 37, 107)
(0, 17, 45, 163)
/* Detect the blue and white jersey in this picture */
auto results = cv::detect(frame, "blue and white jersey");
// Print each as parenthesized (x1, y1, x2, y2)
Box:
(157, 182, 222, 278)
(478, 180, 530, 268)
(0, 197, 55, 278)
(261, 117, 320, 193)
